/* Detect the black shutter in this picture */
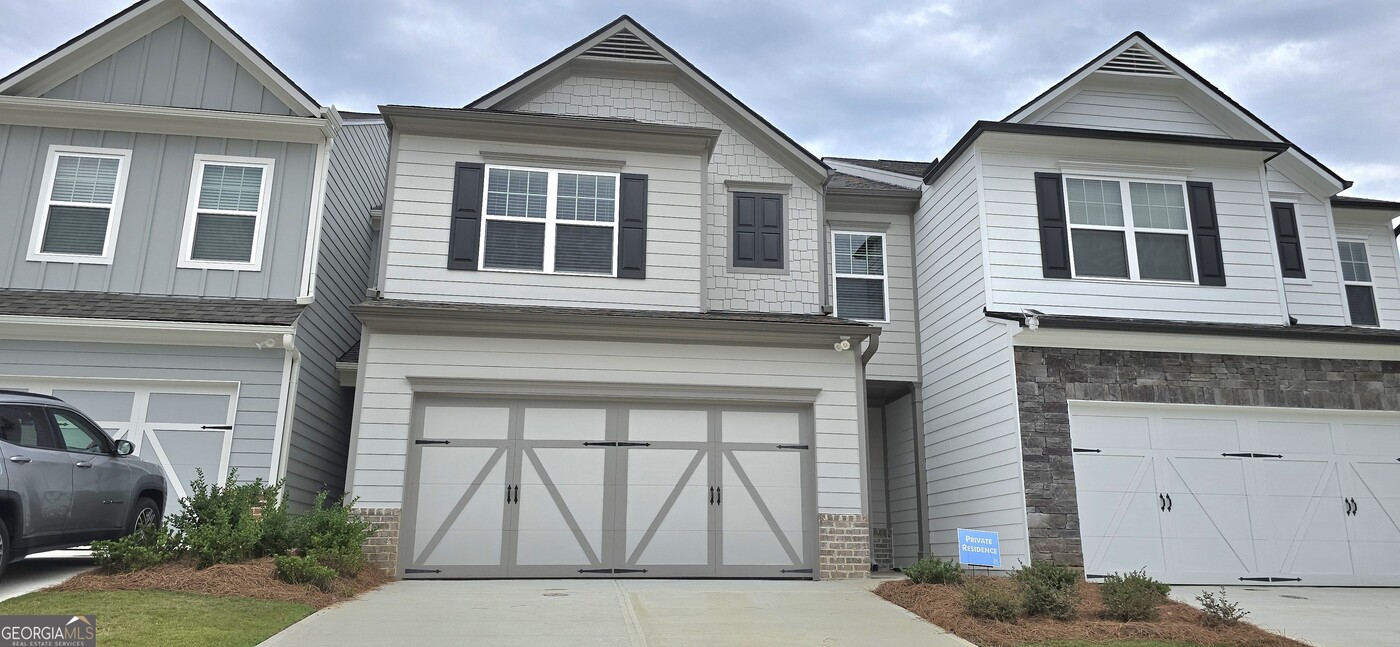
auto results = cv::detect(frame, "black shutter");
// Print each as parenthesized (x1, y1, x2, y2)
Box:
(1034, 173, 1071, 278)
(1186, 181, 1227, 286)
(617, 173, 648, 279)
(447, 162, 485, 271)
(732, 192, 783, 269)
(1270, 202, 1306, 279)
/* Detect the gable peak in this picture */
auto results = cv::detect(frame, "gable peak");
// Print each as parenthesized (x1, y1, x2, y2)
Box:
(581, 28, 666, 62)
(1098, 43, 1176, 77)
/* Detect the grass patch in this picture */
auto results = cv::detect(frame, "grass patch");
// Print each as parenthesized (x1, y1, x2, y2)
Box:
(0, 590, 311, 647)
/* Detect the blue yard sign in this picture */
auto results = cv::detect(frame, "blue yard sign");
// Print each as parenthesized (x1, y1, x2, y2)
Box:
(957, 528, 1001, 567)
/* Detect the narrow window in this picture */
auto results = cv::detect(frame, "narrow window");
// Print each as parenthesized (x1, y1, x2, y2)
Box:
(479, 165, 618, 276)
(832, 231, 888, 322)
(28, 146, 131, 263)
(1338, 240, 1379, 326)
(180, 156, 273, 270)
(1065, 177, 1194, 282)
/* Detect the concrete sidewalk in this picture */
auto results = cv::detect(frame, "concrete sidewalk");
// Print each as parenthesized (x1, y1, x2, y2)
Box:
(264, 578, 969, 647)
(0, 556, 92, 603)
(1171, 585, 1400, 647)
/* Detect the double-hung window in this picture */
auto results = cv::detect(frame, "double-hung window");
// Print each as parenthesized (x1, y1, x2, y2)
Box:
(1065, 177, 1195, 282)
(180, 155, 274, 270)
(28, 145, 131, 264)
(832, 231, 889, 322)
(1338, 239, 1379, 326)
(479, 165, 618, 276)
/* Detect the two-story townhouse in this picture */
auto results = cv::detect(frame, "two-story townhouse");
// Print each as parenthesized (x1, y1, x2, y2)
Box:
(0, 0, 386, 519)
(833, 33, 1400, 586)
(338, 16, 923, 580)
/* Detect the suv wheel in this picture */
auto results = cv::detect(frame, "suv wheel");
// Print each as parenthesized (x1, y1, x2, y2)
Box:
(129, 498, 160, 534)
(0, 516, 11, 580)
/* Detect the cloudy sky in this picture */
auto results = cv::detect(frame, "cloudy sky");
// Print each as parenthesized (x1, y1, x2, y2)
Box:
(2, 0, 1398, 199)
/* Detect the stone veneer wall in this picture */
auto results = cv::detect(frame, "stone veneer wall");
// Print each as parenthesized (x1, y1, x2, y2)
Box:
(818, 513, 871, 579)
(1016, 346, 1400, 565)
(357, 508, 401, 575)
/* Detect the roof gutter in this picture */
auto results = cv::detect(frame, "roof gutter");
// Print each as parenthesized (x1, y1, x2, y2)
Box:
(860, 328, 881, 366)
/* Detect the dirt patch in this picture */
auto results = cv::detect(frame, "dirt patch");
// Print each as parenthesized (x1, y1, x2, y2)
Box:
(876, 579, 1310, 647)
(48, 559, 391, 609)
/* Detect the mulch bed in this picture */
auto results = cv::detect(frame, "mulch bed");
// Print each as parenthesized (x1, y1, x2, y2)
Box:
(876, 578, 1311, 647)
(48, 558, 391, 609)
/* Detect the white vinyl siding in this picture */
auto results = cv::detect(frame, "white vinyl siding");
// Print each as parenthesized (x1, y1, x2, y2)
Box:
(1338, 239, 1379, 326)
(382, 134, 703, 310)
(348, 333, 862, 514)
(1034, 88, 1228, 138)
(825, 210, 919, 382)
(479, 165, 618, 276)
(179, 154, 274, 271)
(1267, 170, 1347, 325)
(913, 150, 1030, 568)
(832, 231, 889, 322)
(1332, 210, 1400, 330)
(27, 145, 131, 264)
(980, 146, 1286, 324)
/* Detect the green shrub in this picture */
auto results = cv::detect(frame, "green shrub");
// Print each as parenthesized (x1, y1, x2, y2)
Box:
(92, 523, 181, 573)
(1196, 587, 1249, 627)
(1011, 561, 1079, 620)
(168, 469, 281, 568)
(274, 555, 337, 592)
(902, 557, 963, 585)
(294, 493, 371, 576)
(1100, 569, 1171, 621)
(963, 576, 1019, 622)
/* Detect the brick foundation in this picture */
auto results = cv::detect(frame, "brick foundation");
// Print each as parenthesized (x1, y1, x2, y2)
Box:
(871, 525, 893, 572)
(1016, 347, 1400, 565)
(355, 508, 401, 575)
(818, 513, 870, 579)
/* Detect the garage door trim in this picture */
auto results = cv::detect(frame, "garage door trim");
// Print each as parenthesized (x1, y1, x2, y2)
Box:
(405, 376, 822, 404)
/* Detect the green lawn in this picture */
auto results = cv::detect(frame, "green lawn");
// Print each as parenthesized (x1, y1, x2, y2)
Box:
(0, 590, 312, 647)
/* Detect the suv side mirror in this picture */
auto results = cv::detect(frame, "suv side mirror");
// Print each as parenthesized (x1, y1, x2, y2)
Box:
(115, 439, 135, 456)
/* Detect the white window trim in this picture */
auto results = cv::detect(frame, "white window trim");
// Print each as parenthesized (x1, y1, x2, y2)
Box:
(1337, 236, 1379, 327)
(178, 153, 275, 271)
(830, 230, 890, 323)
(478, 164, 619, 278)
(1063, 175, 1199, 285)
(26, 145, 132, 265)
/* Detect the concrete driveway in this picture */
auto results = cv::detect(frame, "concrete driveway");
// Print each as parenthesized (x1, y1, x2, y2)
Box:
(0, 555, 93, 603)
(263, 578, 969, 647)
(1171, 586, 1400, 647)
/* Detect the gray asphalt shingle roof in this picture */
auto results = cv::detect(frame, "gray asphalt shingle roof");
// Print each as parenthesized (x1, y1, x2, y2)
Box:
(827, 171, 913, 192)
(824, 157, 932, 178)
(0, 289, 303, 325)
(356, 299, 868, 327)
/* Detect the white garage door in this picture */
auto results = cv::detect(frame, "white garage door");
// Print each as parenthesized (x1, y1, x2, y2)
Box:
(402, 398, 816, 579)
(1070, 402, 1400, 586)
(2, 378, 238, 516)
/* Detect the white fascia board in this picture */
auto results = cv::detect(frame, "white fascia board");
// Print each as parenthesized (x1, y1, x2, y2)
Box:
(0, 315, 294, 350)
(335, 362, 359, 387)
(825, 160, 923, 190)
(1012, 325, 1400, 361)
(180, 0, 320, 116)
(0, 95, 330, 144)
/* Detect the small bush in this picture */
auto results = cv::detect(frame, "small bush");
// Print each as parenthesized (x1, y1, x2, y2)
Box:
(274, 555, 337, 592)
(169, 469, 280, 568)
(295, 492, 371, 577)
(92, 524, 181, 573)
(1196, 587, 1249, 627)
(1011, 561, 1079, 620)
(903, 557, 963, 585)
(1100, 569, 1171, 621)
(963, 576, 1019, 622)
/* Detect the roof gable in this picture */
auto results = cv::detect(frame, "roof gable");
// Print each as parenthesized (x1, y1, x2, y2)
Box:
(1004, 32, 1347, 195)
(468, 16, 828, 186)
(0, 0, 319, 117)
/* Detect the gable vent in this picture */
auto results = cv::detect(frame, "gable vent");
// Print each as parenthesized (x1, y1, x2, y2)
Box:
(1099, 45, 1175, 76)
(582, 30, 667, 62)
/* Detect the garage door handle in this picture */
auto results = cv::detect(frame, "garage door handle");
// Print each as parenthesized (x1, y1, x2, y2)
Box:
(1165, 494, 1171, 512)
(709, 487, 714, 504)
(716, 486, 720, 504)
(7, 456, 30, 464)
(1159, 494, 1166, 511)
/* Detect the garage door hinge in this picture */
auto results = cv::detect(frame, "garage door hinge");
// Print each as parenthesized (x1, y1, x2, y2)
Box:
(780, 568, 813, 574)
(1084, 574, 1107, 579)
(1072, 447, 1101, 453)
(777, 444, 809, 450)
(581, 442, 654, 447)
(577, 568, 648, 574)
(405, 568, 441, 574)
(415, 440, 450, 445)
(201, 425, 233, 430)
(1221, 452, 1283, 459)
(1238, 576, 1301, 582)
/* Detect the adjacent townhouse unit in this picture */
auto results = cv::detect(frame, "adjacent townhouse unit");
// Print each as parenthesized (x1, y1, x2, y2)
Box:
(835, 33, 1400, 586)
(0, 0, 386, 518)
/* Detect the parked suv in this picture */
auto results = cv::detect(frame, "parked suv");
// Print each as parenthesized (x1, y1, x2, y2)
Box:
(0, 390, 166, 577)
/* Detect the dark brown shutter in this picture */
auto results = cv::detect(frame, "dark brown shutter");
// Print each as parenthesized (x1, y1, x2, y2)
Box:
(1270, 202, 1306, 279)
(732, 192, 783, 269)
(1186, 181, 1227, 286)
(447, 162, 485, 271)
(1034, 173, 1071, 278)
(617, 173, 648, 279)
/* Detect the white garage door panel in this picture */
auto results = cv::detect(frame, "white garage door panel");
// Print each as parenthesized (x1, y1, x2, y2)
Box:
(1070, 402, 1400, 586)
